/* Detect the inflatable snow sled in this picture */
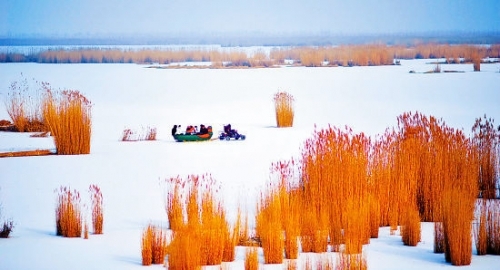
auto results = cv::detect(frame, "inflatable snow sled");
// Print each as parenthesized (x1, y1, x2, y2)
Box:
(173, 126, 213, 142)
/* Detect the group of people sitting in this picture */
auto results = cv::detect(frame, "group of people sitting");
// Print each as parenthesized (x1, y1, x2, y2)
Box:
(171, 124, 211, 136)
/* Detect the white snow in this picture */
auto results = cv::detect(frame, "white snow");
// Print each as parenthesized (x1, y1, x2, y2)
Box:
(0, 59, 499, 269)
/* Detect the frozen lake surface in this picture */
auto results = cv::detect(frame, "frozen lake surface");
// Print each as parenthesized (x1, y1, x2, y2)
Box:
(0, 60, 499, 269)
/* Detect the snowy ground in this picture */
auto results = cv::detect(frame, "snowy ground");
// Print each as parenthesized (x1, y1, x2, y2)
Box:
(0, 59, 499, 269)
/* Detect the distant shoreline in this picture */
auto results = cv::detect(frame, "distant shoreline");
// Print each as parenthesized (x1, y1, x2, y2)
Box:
(2, 31, 500, 47)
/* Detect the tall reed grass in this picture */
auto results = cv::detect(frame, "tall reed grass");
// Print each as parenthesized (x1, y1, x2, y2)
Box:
(274, 91, 294, 128)
(164, 174, 236, 268)
(301, 126, 370, 253)
(43, 89, 92, 155)
(55, 186, 82, 237)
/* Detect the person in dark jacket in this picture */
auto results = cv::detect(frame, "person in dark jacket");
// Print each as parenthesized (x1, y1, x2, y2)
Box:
(199, 124, 209, 135)
(171, 125, 177, 136)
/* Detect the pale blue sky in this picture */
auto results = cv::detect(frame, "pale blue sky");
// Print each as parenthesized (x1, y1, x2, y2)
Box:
(1, 0, 499, 37)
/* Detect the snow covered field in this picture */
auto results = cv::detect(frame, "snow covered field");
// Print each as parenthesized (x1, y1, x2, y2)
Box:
(0, 60, 499, 269)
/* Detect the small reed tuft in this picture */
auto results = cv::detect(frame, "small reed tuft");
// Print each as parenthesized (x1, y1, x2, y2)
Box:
(274, 91, 294, 128)
(55, 186, 82, 238)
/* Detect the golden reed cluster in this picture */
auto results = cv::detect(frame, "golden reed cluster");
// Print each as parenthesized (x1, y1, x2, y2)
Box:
(141, 223, 169, 266)
(55, 185, 105, 239)
(162, 174, 241, 269)
(55, 186, 82, 237)
(274, 91, 295, 128)
(42, 87, 92, 155)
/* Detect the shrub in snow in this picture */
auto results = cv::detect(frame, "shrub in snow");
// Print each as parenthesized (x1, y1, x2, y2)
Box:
(0, 220, 14, 238)
(274, 91, 294, 128)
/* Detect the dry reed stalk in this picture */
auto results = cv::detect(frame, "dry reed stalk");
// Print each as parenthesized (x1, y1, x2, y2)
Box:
(256, 188, 284, 264)
(141, 223, 169, 265)
(304, 255, 313, 270)
(186, 176, 201, 231)
(199, 191, 225, 266)
(274, 91, 294, 127)
(84, 221, 89, 239)
(244, 247, 259, 270)
(89, 184, 103, 234)
(300, 126, 371, 253)
(238, 210, 251, 246)
(141, 224, 153, 265)
(285, 259, 298, 270)
(434, 222, 445, 253)
(152, 226, 168, 264)
(368, 194, 381, 238)
(442, 189, 475, 265)
(165, 176, 185, 230)
(145, 126, 157, 140)
(121, 128, 133, 141)
(476, 199, 500, 255)
(401, 207, 421, 246)
(336, 252, 367, 270)
(283, 198, 300, 258)
(273, 160, 301, 259)
(343, 198, 370, 255)
(474, 200, 488, 255)
(368, 131, 396, 229)
(43, 89, 92, 155)
(164, 174, 231, 268)
(222, 207, 241, 262)
(55, 186, 82, 237)
(486, 200, 500, 254)
(472, 115, 499, 200)
(167, 228, 202, 270)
